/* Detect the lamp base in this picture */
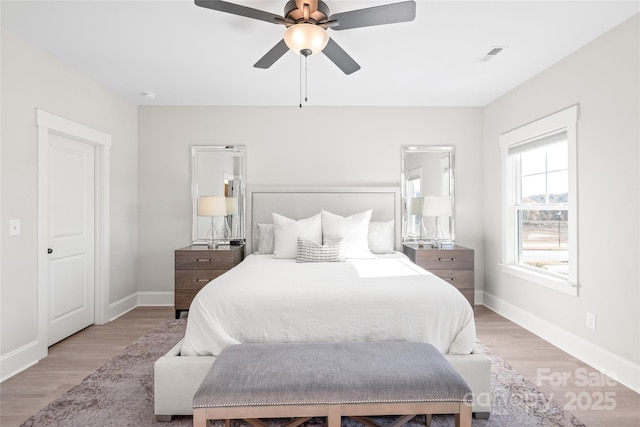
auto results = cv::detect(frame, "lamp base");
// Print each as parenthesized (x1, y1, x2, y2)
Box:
(430, 217, 445, 249)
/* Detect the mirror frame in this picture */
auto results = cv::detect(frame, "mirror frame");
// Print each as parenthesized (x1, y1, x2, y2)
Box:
(401, 145, 455, 244)
(191, 145, 246, 244)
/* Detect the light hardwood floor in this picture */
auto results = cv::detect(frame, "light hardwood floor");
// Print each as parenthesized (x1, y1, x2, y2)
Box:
(1, 306, 638, 426)
(475, 306, 640, 426)
(0, 306, 173, 427)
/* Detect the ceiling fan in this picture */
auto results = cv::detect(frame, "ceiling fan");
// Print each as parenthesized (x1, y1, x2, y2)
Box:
(194, 0, 416, 75)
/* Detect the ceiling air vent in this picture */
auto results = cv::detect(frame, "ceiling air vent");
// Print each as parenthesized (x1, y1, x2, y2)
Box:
(478, 46, 508, 62)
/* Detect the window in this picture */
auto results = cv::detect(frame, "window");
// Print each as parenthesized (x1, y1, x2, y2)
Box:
(516, 134, 569, 274)
(501, 106, 579, 295)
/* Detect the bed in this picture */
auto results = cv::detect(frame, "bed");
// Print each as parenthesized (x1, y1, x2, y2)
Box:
(181, 253, 476, 357)
(154, 187, 491, 420)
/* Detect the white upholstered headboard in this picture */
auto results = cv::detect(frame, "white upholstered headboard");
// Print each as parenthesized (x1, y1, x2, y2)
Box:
(246, 187, 401, 254)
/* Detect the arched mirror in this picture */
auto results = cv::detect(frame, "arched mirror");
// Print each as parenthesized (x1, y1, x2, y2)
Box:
(401, 146, 455, 247)
(192, 146, 246, 245)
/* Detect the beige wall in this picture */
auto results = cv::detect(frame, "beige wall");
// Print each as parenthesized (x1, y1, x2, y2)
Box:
(0, 30, 138, 378)
(137, 106, 485, 295)
(482, 15, 639, 388)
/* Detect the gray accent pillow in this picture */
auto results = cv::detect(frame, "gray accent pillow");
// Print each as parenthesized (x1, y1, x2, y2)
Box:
(256, 223, 275, 254)
(296, 237, 345, 263)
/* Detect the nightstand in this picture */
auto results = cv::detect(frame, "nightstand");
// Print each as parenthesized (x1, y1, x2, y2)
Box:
(174, 245, 245, 319)
(402, 243, 475, 308)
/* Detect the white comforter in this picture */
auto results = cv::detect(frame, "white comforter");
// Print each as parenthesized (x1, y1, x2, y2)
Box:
(180, 253, 476, 356)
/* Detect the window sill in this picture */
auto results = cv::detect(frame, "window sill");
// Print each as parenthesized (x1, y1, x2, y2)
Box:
(500, 264, 579, 296)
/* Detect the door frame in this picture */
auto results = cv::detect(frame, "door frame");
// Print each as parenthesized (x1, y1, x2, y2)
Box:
(36, 110, 111, 357)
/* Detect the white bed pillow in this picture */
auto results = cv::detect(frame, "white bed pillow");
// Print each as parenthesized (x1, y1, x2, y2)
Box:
(321, 209, 374, 259)
(296, 238, 345, 263)
(256, 223, 275, 254)
(368, 220, 395, 253)
(273, 213, 322, 259)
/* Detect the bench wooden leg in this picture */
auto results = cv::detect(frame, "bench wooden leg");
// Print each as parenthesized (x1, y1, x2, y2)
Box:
(454, 402, 472, 427)
(328, 405, 341, 427)
(425, 414, 432, 426)
(193, 409, 207, 427)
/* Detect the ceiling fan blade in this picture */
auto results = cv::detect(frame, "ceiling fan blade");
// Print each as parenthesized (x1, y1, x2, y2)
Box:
(329, 1, 416, 31)
(322, 38, 360, 75)
(254, 39, 290, 69)
(195, 0, 283, 25)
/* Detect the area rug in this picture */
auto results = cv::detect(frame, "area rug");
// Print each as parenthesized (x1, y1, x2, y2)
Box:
(20, 319, 585, 427)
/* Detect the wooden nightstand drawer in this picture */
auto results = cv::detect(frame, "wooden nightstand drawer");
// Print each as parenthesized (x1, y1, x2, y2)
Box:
(175, 251, 240, 270)
(431, 269, 474, 289)
(175, 270, 228, 290)
(174, 245, 245, 318)
(403, 243, 475, 308)
(411, 249, 473, 271)
(175, 290, 201, 311)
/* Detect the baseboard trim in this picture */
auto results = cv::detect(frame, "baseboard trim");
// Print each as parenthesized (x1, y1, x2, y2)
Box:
(107, 293, 139, 322)
(482, 291, 640, 393)
(474, 290, 484, 306)
(107, 292, 173, 321)
(0, 340, 44, 383)
(137, 291, 173, 307)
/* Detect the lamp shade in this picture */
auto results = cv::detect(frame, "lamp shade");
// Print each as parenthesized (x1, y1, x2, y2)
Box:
(422, 196, 452, 217)
(225, 197, 238, 215)
(283, 23, 329, 55)
(409, 197, 424, 215)
(198, 196, 227, 216)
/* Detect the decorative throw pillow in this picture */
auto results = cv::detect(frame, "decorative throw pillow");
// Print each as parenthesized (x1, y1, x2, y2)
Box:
(297, 238, 345, 263)
(273, 213, 322, 259)
(368, 220, 395, 254)
(255, 223, 275, 254)
(321, 209, 374, 259)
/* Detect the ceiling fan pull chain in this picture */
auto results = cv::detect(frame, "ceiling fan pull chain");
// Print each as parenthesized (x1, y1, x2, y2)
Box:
(299, 53, 303, 108)
(299, 49, 312, 108)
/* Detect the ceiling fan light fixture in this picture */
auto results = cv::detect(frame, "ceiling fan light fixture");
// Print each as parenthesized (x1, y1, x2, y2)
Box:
(283, 23, 329, 55)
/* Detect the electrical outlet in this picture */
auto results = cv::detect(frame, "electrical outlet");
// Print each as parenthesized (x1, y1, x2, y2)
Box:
(9, 219, 21, 236)
(586, 312, 596, 330)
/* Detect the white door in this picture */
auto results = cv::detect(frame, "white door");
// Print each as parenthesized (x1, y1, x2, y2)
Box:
(47, 133, 95, 346)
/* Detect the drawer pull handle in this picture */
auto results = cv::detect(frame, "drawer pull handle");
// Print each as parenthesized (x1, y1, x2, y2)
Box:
(448, 277, 456, 281)
(437, 257, 456, 261)
(195, 258, 212, 262)
(195, 278, 211, 282)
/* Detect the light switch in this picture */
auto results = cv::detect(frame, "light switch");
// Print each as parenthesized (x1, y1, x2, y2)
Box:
(9, 219, 21, 236)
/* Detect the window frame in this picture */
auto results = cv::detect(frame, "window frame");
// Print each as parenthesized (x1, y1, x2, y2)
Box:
(500, 105, 579, 296)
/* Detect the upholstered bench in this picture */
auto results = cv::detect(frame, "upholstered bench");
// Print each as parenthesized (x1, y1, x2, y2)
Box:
(192, 342, 472, 427)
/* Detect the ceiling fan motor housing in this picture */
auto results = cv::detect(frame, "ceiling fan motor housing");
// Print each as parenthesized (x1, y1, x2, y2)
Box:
(284, 0, 330, 24)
